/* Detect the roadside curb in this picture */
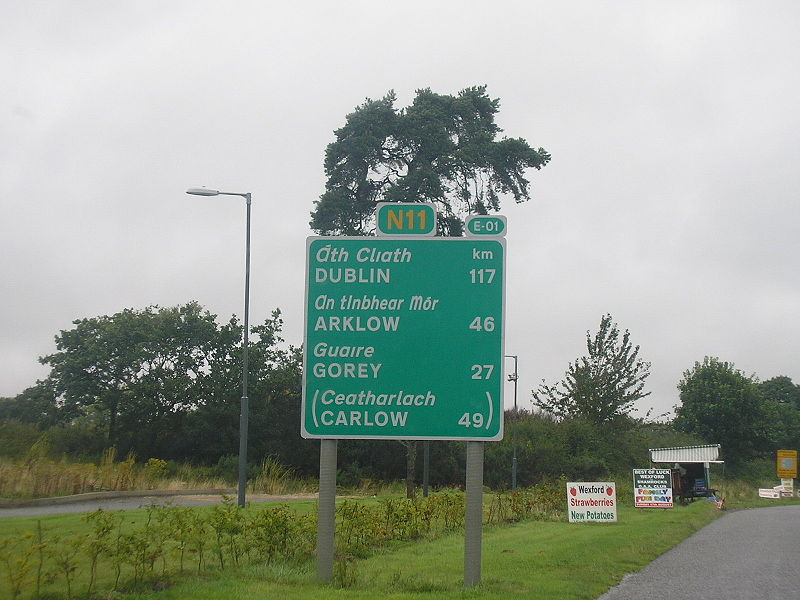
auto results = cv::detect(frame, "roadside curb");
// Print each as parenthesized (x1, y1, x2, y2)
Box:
(0, 488, 236, 509)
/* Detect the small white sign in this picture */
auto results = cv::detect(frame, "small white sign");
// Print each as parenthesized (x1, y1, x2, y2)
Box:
(759, 488, 781, 499)
(567, 482, 617, 522)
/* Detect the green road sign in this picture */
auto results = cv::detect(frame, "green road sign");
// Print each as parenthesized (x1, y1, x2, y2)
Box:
(375, 203, 437, 236)
(465, 215, 507, 237)
(302, 236, 505, 440)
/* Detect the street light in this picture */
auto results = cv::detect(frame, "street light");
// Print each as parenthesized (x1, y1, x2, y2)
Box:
(186, 187, 252, 507)
(505, 355, 518, 491)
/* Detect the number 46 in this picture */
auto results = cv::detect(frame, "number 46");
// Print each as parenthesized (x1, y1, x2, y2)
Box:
(469, 317, 495, 332)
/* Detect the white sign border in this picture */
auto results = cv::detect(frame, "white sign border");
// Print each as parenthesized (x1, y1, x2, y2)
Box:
(301, 235, 506, 441)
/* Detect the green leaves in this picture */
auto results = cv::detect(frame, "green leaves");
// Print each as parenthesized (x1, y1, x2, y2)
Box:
(675, 358, 799, 465)
(311, 85, 551, 236)
(532, 314, 651, 423)
(35, 303, 298, 462)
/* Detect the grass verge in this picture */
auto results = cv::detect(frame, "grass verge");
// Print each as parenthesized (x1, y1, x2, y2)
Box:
(111, 501, 721, 600)
(3, 489, 797, 600)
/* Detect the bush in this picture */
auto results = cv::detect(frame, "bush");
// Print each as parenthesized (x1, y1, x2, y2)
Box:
(251, 457, 294, 494)
(337, 463, 366, 489)
(484, 411, 652, 487)
(212, 455, 239, 484)
(143, 458, 169, 486)
(0, 420, 40, 459)
(45, 424, 107, 459)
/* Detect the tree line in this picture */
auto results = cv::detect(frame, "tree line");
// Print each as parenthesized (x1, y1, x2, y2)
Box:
(531, 316, 800, 469)
(0, 303, 314, 474)
(2, 304, 797, 489)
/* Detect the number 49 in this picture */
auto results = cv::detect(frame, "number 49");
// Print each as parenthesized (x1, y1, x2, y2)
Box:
(458, 413, 484, 428)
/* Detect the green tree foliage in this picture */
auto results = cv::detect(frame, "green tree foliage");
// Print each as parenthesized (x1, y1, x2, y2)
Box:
(674, 357, 770, 465)
(40, 302, 222, 453)
(759, 375, 800, 409)
(35, 302, 311, 465)
(310, 86, 551, 236)
(0, 380, 69, 428)
(0, 419, 41, 458)
(532, 314, 651, 423)
(483, 409, 651, 488)
(759, 376, 800, 452)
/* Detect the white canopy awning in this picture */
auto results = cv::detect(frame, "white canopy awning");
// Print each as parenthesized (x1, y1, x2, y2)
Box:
(649, 444, 723, 464)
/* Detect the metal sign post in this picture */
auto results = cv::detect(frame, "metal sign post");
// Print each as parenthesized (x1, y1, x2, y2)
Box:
(316, 439, 337, 581)
(464, 441, 484, 587)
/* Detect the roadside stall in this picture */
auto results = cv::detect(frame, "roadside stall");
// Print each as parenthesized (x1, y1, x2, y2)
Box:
(649, 444, 724, 504)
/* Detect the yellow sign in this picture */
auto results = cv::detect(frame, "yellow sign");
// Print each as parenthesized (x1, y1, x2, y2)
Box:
(777, 450, 798, 479)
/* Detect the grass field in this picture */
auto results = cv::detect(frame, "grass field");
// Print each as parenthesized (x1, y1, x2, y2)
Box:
(0, 497, 722, 600)
(2, 487, 798, 600)
(114, 501, 723, 600)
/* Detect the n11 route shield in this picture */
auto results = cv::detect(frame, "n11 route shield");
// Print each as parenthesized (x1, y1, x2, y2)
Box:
(302, 236, 505, 441)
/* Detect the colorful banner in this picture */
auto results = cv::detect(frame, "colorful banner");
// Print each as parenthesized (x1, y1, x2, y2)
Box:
(633, 468, 673, 508)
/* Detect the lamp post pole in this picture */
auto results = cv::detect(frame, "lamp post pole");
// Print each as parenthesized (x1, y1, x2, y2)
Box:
(186, 188, 252, 507)
(505, 355, 518, 491)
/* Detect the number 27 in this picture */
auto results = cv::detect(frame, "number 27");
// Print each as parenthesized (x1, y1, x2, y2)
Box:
(471, 364, 494, 379)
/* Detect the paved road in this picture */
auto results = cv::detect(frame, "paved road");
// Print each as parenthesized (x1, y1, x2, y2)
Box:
(599, 505, 800, 599)
(0, 493, 318, 518)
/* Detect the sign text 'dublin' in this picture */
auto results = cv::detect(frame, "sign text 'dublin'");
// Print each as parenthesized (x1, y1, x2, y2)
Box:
(302, 236, 505, 441)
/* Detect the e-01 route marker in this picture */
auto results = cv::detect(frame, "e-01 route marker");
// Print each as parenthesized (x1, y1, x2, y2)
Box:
(302, 236, 505, 441)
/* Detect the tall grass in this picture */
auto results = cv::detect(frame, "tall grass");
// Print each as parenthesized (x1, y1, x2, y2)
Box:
(0, 449, 230, 500)
(251, 457, 304, 495)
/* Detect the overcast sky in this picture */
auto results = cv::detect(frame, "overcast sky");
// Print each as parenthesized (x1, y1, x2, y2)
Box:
(2, 1, 798, 420)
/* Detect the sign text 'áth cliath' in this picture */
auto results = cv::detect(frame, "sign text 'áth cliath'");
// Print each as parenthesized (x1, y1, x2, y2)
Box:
(302, 236, 505, 441)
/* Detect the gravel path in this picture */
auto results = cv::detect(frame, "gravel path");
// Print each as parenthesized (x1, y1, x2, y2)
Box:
(598, 505, 800, 599)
